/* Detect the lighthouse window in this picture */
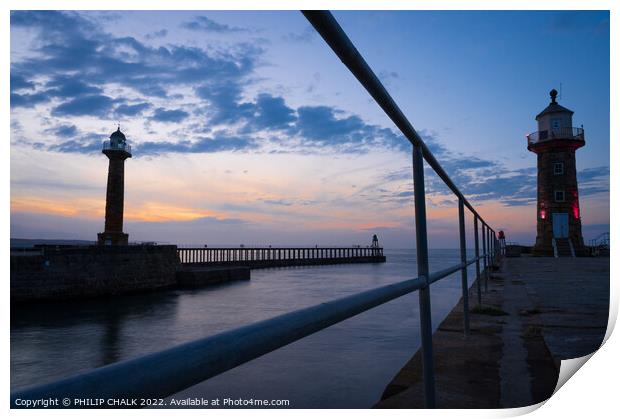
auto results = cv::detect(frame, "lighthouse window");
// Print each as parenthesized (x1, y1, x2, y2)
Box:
(554, 162, 564, 175)
(554, 190, 565, 202)
(551, 119, 561, 130)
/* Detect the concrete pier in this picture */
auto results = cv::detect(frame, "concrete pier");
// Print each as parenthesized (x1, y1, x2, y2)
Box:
(376, 256, 609, 408)
(10, 245, 179, 302)
(12, 245, 385, 302)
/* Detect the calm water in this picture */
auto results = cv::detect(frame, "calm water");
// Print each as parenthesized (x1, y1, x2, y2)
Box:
(11, 249, 478, 408)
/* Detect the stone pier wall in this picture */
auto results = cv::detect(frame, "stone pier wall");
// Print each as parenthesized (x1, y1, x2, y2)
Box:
(11, 245, 178, 302)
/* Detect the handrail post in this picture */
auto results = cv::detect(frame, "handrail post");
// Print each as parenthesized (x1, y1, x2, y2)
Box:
(491, 233, 495, 262)
(482, 223, 488, 292)
(474, 216, 481, 306)
(458, 198, 470, 337)
(412, 144, 436, 408)
(486, 228, 491, 290)
(491, 230, 495, 266)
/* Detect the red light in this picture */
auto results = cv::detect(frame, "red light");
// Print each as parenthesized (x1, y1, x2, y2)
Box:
(540, 209, 546, 219)
(572, 191, 580, 220)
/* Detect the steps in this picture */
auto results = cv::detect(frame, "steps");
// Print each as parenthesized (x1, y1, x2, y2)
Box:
(555, 238, 573, 257)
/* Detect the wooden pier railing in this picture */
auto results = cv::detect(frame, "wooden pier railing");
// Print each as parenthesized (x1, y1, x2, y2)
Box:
(177, 247, 385, 268)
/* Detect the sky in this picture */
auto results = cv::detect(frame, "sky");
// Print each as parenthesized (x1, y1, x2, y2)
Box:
(9, 10, 610, 248)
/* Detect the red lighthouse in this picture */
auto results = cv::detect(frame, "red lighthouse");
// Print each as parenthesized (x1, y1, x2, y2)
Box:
(97, 127, 132, 246)
(527, 89, 585, 257)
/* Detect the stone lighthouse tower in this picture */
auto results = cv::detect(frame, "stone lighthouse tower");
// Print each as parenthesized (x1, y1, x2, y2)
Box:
(97, 127, 132, 246)
(527, 89, 585, 257)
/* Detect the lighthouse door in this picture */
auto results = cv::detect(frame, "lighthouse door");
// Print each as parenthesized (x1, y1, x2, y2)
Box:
(552, 213, 569, 238)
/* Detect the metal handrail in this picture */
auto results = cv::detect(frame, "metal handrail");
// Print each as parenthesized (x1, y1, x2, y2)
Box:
(589, 232, 609, 248)
(526, 127, 584, 144)
(10, 256, 489, 404)
(302, 11, 498, 406)
(11, 11, 500, 408)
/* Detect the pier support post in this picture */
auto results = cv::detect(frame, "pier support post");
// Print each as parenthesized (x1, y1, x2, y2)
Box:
(412, 145, 436, 408)
(474, 216, 481, 306)
(458, 199, 470, 337)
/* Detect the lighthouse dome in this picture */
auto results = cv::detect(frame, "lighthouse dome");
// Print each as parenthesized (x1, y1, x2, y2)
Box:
(110, 127, 126, 142)
(535, 89, 574, 120)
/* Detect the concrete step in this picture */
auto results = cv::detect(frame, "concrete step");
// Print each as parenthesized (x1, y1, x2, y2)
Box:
(555, 238, 573, 257)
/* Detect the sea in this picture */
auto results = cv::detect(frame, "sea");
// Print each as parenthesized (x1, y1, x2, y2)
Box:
(11, 248, 480, 408)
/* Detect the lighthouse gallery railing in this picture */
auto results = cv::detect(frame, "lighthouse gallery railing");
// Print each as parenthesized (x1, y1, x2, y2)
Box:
(102, 140, 132, 154)
(11, 11, 500, 409)
(526, 126, 584, 145)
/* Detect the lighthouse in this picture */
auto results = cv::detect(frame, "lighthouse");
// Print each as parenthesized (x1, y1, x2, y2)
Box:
(527, 89, 585, 257)
(97, 127, 132, 246)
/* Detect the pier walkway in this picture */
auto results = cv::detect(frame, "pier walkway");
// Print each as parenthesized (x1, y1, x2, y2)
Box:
(376, 256, 609, 408)
(177, 246, 386, 269)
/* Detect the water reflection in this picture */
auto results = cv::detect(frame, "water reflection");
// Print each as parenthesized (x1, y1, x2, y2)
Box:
(11, 249, 476, 407)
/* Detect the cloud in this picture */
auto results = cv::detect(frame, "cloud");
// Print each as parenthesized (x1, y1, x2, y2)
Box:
(136, 135, 258, 155)
(145, 29, 167, 39)
(578, 165, 609, 181)
(395, 191, 413, 197)
(10, 74, 35, 91)
(49, 138, 101, 154)
(150, 107, 190, 123)
(182, 16, 247, 33)
(11, 74, 105, 110)
(378, 70, 399, 86)
(115, 102, 151, 116)
(45, 76, 103, 98)
(194, 82, 254, 124)
(10, 11, 410, 157)
(45, 124, 78, 137)
(247, 94, 296, 130)
(296, 106, 364, 143)
(262, 199, 294, 206)
(11, 11, 261, 104)
(10, 92, 50, 108)
(578, 166, 609, 196)
(290, 105, 406, 153)
(283, 26, 315, 43)
(8, 8, 610, 221)
(379, 133, 610, 209)
(51, 94, 115, 117)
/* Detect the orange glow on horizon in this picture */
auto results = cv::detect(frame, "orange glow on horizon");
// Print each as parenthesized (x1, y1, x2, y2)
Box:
(10, 196, 240, 224)
(11, 197, 103, 218)
(11, 190, 605, 240)
(125, 203, 222, 222)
